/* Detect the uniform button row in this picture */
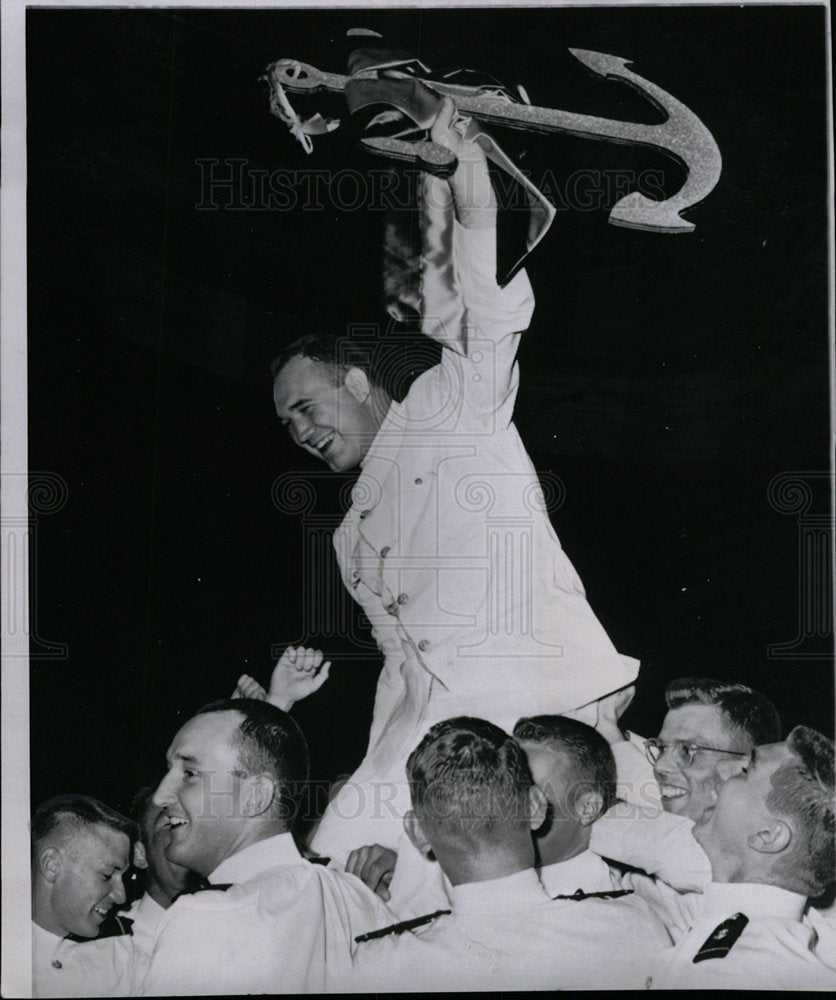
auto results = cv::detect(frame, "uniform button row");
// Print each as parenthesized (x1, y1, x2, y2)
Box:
(417, 639, 430, 651)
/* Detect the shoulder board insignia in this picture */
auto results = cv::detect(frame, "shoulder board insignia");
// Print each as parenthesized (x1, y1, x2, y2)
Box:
(552, 888, 634, 901)
(307, 855, 332, 866)
(355, 908, 451, 944)
(692, 912, 749, 963)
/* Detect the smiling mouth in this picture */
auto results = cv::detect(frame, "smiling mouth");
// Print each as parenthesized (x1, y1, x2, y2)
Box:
(310, 432, 335, 455)
(92, 905, 111, 920)
(167, 815, 189, 832)
(659, 784, 688, 800)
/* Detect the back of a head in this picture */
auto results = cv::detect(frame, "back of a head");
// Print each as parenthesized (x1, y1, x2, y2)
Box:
(767, 725, 835, 898)
(665, 677, 781, 749)
(32, 794, 138, 862)
(513, 715, 617, 812)
(407, 716, 533, 839)
(129, 786, 155, 835)
(196, 698, 310, 828)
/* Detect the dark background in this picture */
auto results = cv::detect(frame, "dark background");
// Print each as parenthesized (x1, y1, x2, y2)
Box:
(27, 6, 832, 818)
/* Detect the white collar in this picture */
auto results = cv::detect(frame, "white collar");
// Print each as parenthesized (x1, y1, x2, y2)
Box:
(209, 832, 303, 884)
(451, 867, 549, 914)
(133, 891, 165, 924)
(538, 849, 613, 897)
(359, 399, 401, 469)
(32, 921, 66, 951)
(703, 881, 807, 922)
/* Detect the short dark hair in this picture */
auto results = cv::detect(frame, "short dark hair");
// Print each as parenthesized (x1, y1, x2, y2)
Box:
(129, 786, 156, 837)
(406, 716, 533, 834)
(767, 726, 835, 897)
(513, 715, 617, 812)
(270, 333, 380, 387)
(32, 794, 138, 859)
(196, 699, 310, 826)
(665, 677, 781, 749)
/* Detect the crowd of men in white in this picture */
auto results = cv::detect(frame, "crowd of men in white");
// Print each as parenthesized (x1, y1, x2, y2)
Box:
(32, 96, 835, 995)
(32, 662, 835, 994)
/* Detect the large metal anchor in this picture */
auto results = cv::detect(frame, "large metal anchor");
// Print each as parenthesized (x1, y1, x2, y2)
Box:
(265, 49, 722, 234)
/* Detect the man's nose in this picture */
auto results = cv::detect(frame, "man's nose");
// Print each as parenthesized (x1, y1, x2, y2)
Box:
(152, 771, 177, 807)
(294, 414, 315, 444)
(109, 875, 127, 905)
(653, 747, 680, 775)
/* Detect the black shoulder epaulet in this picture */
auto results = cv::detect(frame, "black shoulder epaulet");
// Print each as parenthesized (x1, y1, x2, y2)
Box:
(355, 908, 451, 944)
(693, 912, 749, 963)
(173, 882, 234, 902)
(552, 888, 634, 901)
(307, 855, 331, 866)
(67, 914, 133, 943)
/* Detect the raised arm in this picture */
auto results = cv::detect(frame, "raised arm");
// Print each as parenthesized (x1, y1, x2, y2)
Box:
(417, 99, 534, 423)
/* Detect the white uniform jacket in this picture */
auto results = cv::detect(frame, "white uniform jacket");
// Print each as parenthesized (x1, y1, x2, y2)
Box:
(347, 866, 668, 992)
(32, 921, 134, 998)
(136, 832, 392, 995)
(645, 881, 835, 990)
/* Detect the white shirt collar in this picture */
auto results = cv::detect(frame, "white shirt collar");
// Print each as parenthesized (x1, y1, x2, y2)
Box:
(32, 920, 65, 952)
(133, 891, 165, 925)
(359, 400, 400, 469)
(703, 881, 807, 922)
(538, 849, 614, 897)
(451, 867, 549, 914)
(210, 832, 303, 884)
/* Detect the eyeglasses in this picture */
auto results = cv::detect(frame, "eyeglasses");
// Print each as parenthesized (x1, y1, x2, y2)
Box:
(644, 739, 749, 769)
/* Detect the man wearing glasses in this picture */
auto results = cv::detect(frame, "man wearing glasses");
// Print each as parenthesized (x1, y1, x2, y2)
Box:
(644, 677, 781, 823)
(590, 677, 783, 940)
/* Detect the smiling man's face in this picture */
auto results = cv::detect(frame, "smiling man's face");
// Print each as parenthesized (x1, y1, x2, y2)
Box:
(273, 355, 383, 472)
(152, 711, 249, 878)
(691, 741, 792, 880)
(49, 824, 130, 939)
(653, 704, 752, 822)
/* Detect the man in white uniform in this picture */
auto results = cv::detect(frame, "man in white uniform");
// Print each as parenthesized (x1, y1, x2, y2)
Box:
(512, 714, 629, 898)
(645, 725, 835, 989)
(136, 698, 391, 996)
(590, 677, 783, 935)
(348, 716, 667, 992)
(272, 97, 638, 862)
(31, 794, 137, 998)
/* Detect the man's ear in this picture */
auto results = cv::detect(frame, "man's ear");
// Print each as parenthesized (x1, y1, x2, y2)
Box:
(748, 819, 792, 856)
(133, 841, 149, 871)
(241, 774, 278, 818)
(574, 789, 605, 828)
(403, 810, 433, 859)
(528, 784, 549, 832)
(344, 367, 371, 404)
(38, 846, 63, 884)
